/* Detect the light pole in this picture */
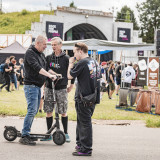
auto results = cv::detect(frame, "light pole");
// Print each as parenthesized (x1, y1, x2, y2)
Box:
(108, 6, 118, 22)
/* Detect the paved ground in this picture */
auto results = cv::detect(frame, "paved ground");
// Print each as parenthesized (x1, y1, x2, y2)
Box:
(0, 116, 160, 160)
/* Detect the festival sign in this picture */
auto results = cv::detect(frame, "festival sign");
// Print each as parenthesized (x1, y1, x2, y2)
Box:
(117, 28, 131, 43)
(137, 57, 148, 86)
(46, 21, 63, 41)
(148, 57, 159, 87)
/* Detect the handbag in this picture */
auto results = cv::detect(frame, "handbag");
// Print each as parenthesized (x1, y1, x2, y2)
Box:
(79, 60, 98, 106)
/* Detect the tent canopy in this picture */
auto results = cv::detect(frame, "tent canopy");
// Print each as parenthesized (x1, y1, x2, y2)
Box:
(88, 50, 112, 55)
(0, 41, 26, 64)
(48, 39, 155, 51)
(0, 41, 27, 54)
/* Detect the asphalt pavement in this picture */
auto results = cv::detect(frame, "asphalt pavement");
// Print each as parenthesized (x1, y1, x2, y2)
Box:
(0, 116, 160, 160)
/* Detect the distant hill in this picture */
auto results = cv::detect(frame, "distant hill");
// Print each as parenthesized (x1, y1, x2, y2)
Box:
(0, 10, 52, 34)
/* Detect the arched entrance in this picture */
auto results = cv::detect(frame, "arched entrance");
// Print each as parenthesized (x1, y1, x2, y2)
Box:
(64, 23, 112, 61)
(64, 23, 107, 41)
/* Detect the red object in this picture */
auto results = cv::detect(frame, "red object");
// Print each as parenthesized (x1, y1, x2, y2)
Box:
(101, 62, 107, 66)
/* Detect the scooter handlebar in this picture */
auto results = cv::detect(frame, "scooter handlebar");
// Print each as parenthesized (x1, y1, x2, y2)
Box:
(56, 74, 63, 79)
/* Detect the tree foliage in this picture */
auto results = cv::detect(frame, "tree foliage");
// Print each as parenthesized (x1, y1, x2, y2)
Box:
(69, 1, 76, 8)
(115, 5, 139, 30)
(125, 10, 131, 23)
(136, 0, 160, 43)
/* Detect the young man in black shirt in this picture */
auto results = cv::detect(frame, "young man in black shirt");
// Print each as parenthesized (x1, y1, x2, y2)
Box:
(0, 57, 12, 92)
(68, 42, 100, 156)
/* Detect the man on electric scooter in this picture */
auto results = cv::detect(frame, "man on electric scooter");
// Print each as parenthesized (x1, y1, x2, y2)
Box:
(41, 37, 74, 142)
(19, 35, 57, 146)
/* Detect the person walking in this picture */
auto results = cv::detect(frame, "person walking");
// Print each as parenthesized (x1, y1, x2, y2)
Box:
(19, 35, 57, 146)
(17, 58, 25, 89)
(122, 61, 135, 88)
(68, 42, 100, 156)
(41, 37, 74, 142)
(115, 61, 121, 95)
(9, 56, 18, 91)
(0, 57, 12, 92)
(108, 62, 115, 99)
(100, 61, 108, 99)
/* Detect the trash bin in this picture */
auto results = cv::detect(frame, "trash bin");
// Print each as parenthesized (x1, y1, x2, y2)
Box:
(128, 88, 139, 107)
(155, 91, 160, 115)
(136, 90, 152, 113)
(117, 88, 128, 107)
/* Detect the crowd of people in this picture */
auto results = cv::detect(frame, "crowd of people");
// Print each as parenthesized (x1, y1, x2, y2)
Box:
(100, 60, 138, 99)
(0, 56, 24, 92)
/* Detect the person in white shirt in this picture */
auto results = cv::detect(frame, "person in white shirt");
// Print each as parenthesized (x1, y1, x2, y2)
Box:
(122, 61, 135, 88)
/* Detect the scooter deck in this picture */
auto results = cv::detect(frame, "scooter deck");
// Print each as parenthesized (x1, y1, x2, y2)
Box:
(30, 133, 50, 136)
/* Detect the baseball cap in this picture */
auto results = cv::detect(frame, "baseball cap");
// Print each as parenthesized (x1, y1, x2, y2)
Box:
(101, 61, 107, 66)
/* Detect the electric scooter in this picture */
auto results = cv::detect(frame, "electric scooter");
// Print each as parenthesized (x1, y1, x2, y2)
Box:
(3, 76, 66, 145)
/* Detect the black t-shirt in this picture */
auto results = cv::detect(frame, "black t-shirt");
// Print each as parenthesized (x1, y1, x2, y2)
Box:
(70, 57, 101, 100)
(4, 63, 10, 76)
(20, 64, 24, 76)
(115, 65, 121, 78)
(108, 69, 114, 83)
(45, 52, 75, 90)
(9, 63, 14, 74)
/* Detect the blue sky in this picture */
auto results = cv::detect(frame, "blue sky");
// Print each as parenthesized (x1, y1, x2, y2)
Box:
(2, 0, 146, 20)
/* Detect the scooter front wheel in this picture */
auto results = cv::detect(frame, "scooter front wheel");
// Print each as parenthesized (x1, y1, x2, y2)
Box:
(4, 127, 17, 141)
(53, 130, 66, 145)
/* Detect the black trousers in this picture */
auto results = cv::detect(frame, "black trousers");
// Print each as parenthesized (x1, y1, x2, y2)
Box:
(75, 101, 95, 152)
(0, 75, 10, 91)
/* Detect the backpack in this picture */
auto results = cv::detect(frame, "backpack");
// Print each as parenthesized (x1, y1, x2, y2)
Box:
(0, 63, 5, 73)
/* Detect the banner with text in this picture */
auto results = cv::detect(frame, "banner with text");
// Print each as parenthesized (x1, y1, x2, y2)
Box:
(148, 57, 159, 87)
(137, 57, 148, 86)
(117, 28, 131, 43)
(46, 21, 63, 41)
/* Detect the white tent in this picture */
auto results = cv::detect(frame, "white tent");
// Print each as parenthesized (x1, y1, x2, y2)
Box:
(47, 39, 155, 51)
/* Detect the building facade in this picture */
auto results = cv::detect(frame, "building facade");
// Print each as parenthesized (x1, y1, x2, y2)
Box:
(26, 6, 152, 62)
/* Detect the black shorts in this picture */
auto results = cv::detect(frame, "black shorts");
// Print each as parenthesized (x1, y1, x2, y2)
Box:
(116, 77, 121, 85)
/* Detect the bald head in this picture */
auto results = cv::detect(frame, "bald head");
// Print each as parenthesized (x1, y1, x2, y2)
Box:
(35, 35, 47, 53)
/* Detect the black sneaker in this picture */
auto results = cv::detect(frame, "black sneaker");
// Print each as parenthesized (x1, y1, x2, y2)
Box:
(72, 150, 92, 156)
(19, 136, 36, 146)
(75, 145, 80, 151)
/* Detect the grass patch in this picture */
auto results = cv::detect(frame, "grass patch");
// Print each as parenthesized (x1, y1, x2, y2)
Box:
(146, 119, 160, 128)
(0, 10, 53, 34)
(0, 85, 160, 127)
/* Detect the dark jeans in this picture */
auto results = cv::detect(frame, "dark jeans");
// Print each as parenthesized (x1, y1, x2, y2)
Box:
(0, 75, 10, 91)
(75, 101, 95, 152)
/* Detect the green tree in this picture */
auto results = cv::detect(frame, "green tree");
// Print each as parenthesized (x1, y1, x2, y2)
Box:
(116, 5, 139, 30)
(136, 0, 160, 43)
(69, 1, 76, 8)
(125, 10, 131, 23)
